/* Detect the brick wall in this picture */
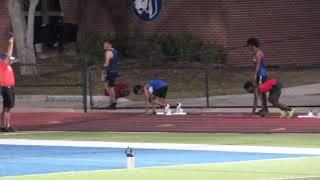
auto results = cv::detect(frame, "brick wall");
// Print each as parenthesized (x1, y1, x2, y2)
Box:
(62, 0, 80, 24)
(127, 0, 228, 46)
(75, 0, 320, 66)
(220, 0, 320, 65)
(1, 0, 319, 66)
(63, 0, 115, 33)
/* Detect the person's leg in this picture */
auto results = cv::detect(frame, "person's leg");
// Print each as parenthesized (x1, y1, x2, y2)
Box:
(258, 76, 269, 113)
(261, 92, 268, 111)
(1, 110, 5, 131)
(105, 84, 116, 103)
(5, 88, 15, 132)
(268, 89, 291, 112)
(109, 87, 116, 104)
(1, 89, 7, 131)
(104, 82, 109, 96)
(4, 108, 11, 128)
(105, 72, 117, 109)
(269, 92, 294, 118)
(153, 98, 165, 107)
(153, 87, 167, 108)
(3, 108, 15, 132)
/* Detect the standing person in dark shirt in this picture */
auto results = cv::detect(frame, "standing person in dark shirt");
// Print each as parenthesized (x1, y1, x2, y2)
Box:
(247, 37, 269, 115)
(104, 38, 119, 110)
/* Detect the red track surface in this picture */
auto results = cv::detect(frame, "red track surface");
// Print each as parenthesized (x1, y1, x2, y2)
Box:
(11, 112, 320, 133)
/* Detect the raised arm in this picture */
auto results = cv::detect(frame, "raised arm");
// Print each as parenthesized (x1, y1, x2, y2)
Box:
(5, 37, 14, 64)
(143, 85, 151, 113)
(253, 51, 262, 82)
(104, 50, 113, 67)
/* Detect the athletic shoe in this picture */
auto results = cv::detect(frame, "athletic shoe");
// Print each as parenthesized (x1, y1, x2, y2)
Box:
(258, 109, 269, 114)
(6, 127, 16, 132)
(257, 110, 268, 116)
(280, 111, 287, 118)
(108, 103, 117, 110)
(0, 127, 6, 132)
(286, 108, 295, 118)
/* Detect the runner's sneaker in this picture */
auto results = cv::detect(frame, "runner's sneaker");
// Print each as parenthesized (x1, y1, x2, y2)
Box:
(258, 109, 269, 114)
(6, 127, 16, 132)
(0, 127, 6, 132)
(108, 103, 117, 110)
(257, 110, 268, 117)
(286, 108, 295, 118)
(280, 111, 287, 118)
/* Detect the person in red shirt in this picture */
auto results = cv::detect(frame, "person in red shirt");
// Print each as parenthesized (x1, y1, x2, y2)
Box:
(0, 35, 16, 132)
(243, 79, 295, 118)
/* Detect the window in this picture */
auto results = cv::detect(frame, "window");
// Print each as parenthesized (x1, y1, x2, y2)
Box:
(23, 0, 42, 11)
(49, 16, 63, 25)
(47, 0, 62, 11)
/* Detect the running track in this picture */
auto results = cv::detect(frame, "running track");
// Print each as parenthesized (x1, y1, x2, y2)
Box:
(10, 112, 320, 133)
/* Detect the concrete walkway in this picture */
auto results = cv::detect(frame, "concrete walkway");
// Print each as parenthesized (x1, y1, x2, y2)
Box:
(3, 83, 320, 113)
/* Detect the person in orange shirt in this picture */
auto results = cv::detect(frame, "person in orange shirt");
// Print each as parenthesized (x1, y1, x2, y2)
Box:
(0, 34, 16, 132)
(243, 79, 295, 118)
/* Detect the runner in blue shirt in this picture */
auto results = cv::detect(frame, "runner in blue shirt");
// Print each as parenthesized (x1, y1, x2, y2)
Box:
(133, 80, 168, 114)
(247, 37, 269, 115)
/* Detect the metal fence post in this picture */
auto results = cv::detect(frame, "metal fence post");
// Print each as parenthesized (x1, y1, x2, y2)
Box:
(88, 67, 94, 110)
(205, 67, 210, 108)
(82, 59, 88, 113)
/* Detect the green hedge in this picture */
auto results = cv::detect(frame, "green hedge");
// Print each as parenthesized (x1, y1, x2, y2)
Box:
(76, 31, 224, 65)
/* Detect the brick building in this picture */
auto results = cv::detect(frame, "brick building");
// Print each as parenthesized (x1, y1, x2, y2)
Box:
(1, 0, 320, 65)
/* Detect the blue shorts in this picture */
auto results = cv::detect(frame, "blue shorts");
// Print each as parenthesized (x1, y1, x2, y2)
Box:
(105, 71, 118, 87)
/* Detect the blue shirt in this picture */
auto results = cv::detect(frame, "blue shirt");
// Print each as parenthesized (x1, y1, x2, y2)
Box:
(254, 58, 268, 77)
(147, 80, 168, 93)
(107, 48, 118, 73)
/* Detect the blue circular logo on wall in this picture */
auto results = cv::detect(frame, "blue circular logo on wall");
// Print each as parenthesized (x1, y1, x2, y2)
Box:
(133, 0, 163, 21)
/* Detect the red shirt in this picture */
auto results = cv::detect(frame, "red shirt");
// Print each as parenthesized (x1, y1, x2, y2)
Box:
(0, 61, 15, 87)
(259, 79, 277, 93)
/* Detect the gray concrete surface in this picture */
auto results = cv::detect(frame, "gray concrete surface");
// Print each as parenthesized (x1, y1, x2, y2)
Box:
(2, 83, 319, 113)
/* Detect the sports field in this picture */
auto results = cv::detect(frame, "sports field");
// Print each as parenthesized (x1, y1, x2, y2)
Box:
(1, 132, 320, 180)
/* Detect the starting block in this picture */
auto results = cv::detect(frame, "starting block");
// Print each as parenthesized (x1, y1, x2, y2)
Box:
(297, 111, 320, 118)
(156, 103, 187, 115)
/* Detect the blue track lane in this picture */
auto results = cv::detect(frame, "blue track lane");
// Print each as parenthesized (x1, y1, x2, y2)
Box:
(0, 145, 312, 177)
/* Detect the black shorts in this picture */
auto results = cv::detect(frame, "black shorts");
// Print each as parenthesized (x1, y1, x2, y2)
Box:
(105, 71, 118, 87)
(257, 75, 268, 85)
(153, 86, 168, 98)
(270, 80, 282, 96)
(2, 87, 15, 108)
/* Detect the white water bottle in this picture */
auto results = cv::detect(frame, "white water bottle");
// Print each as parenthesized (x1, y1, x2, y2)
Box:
(126, 147, 134, 169)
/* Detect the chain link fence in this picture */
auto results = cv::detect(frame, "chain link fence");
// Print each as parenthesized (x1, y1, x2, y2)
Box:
(88, 65, 320, 110)
(8, 63, 87, 112)
(207, 65, 320, 108)
(88, 66, 209, 109)
(2, 62, 319, 112)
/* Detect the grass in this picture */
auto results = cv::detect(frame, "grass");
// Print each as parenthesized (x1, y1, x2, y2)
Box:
(2, 155, 320, 180)
(2, 132, 320, 148)
(1, 132, 320, 180)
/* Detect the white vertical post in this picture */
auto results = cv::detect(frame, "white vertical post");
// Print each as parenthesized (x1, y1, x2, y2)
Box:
(125, 147, 135, 169)
(127, 156, 135, 169)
